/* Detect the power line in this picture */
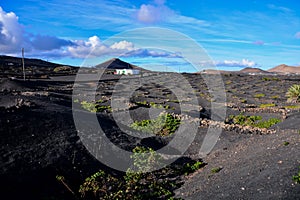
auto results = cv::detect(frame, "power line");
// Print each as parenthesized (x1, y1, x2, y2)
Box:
(22, 48, 25, 81)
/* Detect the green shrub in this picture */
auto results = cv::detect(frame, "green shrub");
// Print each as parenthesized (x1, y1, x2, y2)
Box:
(262, 77, 270, 81)
(283, 141, 290, 146)
(229, 113, 262, 126)
(79, 171, 120, 198)
(259, 103, 276, 108)
(254, 93, 265, 98)
(135, 101, 148, 106)
(262, 77, 280, 81)
(286, 84, 300, 103)
(80, 101, 98, 113)
(80, 101, 111, 113)
(211, 167, 222, 174)
(97, 105, 112, 112)
(130, 113, 181, 136)
(240, 99, 247, 103)
(228, 113, 281, 128)
(78, 146, 201, 200)
(271, 95, 280, 99)
(150, 102, 164, 109)
(131, 146, 161, 172)
(293, 167, 300, 184)
(284, 105, 300, 109)
(254, 118, 281, 128)
(181, 161, 204, 175)
(225, 80, 232, 85)
(169, 99, 180, 103)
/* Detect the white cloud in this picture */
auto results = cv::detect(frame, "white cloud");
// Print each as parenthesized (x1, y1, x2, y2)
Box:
(295, 32, 300, 39)
(241, 59, 257, 67)
(214, 59, 258, 68)
(136, 0, 174, 24)
(67, 36, 118, 58)
(66, 36, 180, 58)
(110, 40, 135, 50)
(137, 5, 159, 23)
(0, 7, 27, 53)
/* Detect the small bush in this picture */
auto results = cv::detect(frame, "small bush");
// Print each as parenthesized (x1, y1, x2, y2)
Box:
(254, 118, 281, 128)
(149, 102, 167, 109)
(80, 101, 111, 113)
(228, 113, 281, 128)
(262, 77, 280, 81)
(78, 147, 204, 199)
(130, 113, 181, 136)
(225, 80, 232, 85)
(181, 161, 205, 175)
(211, 167, 222, 174)
(228, 113, 262, 126)
(80, 101, 98, 113)
(284, 105, 300, 109)
(293, 167, 300, 184)
(259, 103, 276, 108)
(240, 99, 247, 103)
(283, 141, 290, 146)
(286, 84, 300, 103)
(135, 101, 148, 106)
(131, 146, 161, 172)
(271, 95, 280, 99)
(254, 93, 265, 98)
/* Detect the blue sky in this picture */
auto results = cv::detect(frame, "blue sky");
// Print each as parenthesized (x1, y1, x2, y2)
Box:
(1, 0, 300, 72)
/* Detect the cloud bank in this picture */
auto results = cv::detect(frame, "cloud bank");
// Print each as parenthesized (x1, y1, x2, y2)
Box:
(214, 59, 258, 68)
(31, 35, 75, 51)
(67, 36, 180, 58)
(0, 6, 179, 59)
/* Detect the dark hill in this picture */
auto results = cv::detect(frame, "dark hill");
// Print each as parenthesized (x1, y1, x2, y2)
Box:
(0, 55, 76, 68)
(0, 55, 79, 78)
(95, 58, 147, 71)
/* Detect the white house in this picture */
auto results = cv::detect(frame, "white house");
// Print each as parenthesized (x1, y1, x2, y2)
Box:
(115, 69, 140, 75)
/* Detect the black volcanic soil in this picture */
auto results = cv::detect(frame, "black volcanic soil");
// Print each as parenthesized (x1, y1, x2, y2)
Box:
(0, 72, 300, 199)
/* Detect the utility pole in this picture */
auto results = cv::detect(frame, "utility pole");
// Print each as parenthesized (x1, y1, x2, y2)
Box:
(22, 48, 25, 81)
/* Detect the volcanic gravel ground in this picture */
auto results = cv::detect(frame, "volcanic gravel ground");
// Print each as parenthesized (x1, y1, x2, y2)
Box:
(0, 73, 300, 199)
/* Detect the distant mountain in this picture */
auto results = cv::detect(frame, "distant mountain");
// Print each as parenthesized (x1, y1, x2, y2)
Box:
(240, 67, 270, 74)
(95, 58, 147, 71)
(267, 64, 300, 74)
